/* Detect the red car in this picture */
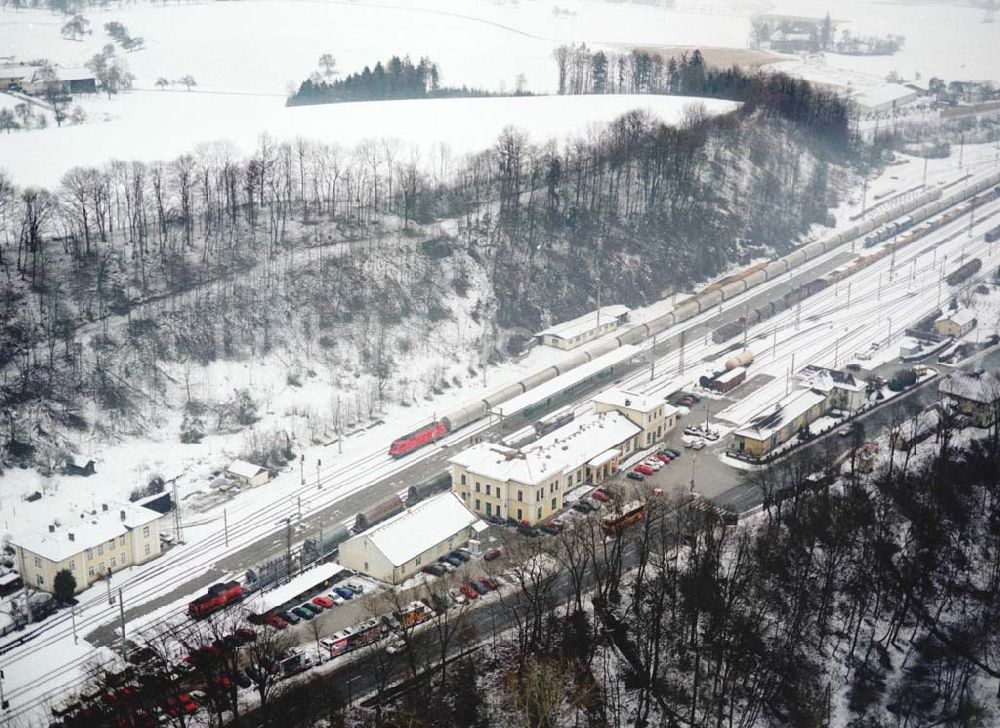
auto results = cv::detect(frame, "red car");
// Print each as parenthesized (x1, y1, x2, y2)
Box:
(654, 453, 672, 463)
(481, 576, 500, 590)
(591, 489, 610, 503)
(312, 595, 335, 609)
(634, 465, 654, 476)
(264, 614, 287, 630)
(459, 583, 479, 600)
(483, 547, 502, 562)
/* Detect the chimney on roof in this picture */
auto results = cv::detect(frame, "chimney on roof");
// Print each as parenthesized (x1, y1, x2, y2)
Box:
(625, 399, 631, 407)
(48, 524, 55, 533)
(68, 532, 75, 542)
(120, 509, 126, 521)
(102, 503, 108, 512)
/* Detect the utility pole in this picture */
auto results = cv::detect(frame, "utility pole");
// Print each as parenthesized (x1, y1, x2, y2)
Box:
(285, 517, 293, 576)
(742, 303, 749, 349)
(689, 453, 696, 493)
(678, 329, 685, 375)
(300, 454, 305, 485)
(968, 196, 976, 237)
(861, 176, 868, 213)
(772, 325, 778, 357)
(297, 495, 302, 522)
(650, 334, 656, 381)
(316, 459, 321, 490)
(71, 604, 78, 644)
(1, 666, 7, 711)
(107, 567, 114, 606)
(223, 509, 229, 547)
(922, 155, 928, 187)
(887, 317, 893, 347)
(118, 588, 126, 661)
(834, 336, 840, 368)
(172, 481, 182, 544)
(795, 300, 801, 330)
(847, 282, 852, 309)
(17, 547, 32, 625)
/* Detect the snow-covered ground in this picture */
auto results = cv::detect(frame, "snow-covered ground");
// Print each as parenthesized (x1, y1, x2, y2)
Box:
(0, 92, 736, 188)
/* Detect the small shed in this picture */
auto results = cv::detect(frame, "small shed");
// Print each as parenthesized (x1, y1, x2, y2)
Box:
(226, 459, 270, 487)
(712, 366, 746, 394)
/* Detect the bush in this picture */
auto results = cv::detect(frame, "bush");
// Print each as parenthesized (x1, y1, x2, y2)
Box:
(54, 569, 77, 603)
(888, 368, 918, 392)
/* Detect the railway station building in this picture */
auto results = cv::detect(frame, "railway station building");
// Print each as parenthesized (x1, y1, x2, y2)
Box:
(338, 493, 483, 584)
(536, 305, 631, 350)
(448, 410, 642, 525)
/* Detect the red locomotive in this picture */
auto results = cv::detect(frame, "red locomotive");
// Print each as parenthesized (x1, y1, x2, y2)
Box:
(188, 580, 243, 619)
(388, 418, 450, 457)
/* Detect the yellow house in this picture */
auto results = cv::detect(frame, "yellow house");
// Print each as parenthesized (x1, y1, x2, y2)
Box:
(733, 389, 828, 457)
(591, 388, 678, 448)
(12, 502, 163, 595)
(449, 410, 641, 525)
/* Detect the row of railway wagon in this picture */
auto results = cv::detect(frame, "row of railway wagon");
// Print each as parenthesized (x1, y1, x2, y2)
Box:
(385, 175, 1000, 459)
(712, 184, 1000, 345)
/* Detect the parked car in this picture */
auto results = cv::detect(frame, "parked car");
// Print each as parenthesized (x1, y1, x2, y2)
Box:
(538, 522, 559, 535)
(459, 583, 479, 600)
(422, 563, 446, 577)
(654, 453, 672, 463)
(302, 602, 324, 615)
(661, 448, 680, 458)
(279, 610, 300, 625)
(455, 547, 474, 560)
(481, 576, 500, 590)
(517, 523, 539, 537)
(591, 489, 611, 503)
(439, 561, 457, 573)
(642, 459, 662, 471)
(264, 614, 288, 630)
(572, 500, 594, 512)
(449, 587, 467, 605)
(440, 555, 463, 568)
(312, 595, 335, 609)
(450, 550, 470, 563)
(690, 439, 706, 450)
(634, 465, 654, 476)
(385, 637, 406, 655)
(327, 591, 347, 605)
(292, 606, 314, 621)
(430, 592, 451, 611)
(483, 547, 502, 562)
(233, 671, 252, 690)
(346, 581, 366, 594)
(627, 471, 645, 481)
(332, 587, 354, 600)
(337, 584, 356, 596)
(235, 627, 257, 644)
(469, 581, 488, 596)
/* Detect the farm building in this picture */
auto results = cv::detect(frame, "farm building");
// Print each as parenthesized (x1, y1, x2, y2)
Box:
(849, 83, 920, 114)
(23, 67, 96, 96)
(450, 410, 641, 525)
(733, 389, 828, 457)
(226, 459, 270, 487)
(10, 501, 164, 595)
(337, 493, 482, 584)
(934, 309, 977, 338)
(938, 369, 1000, 427)
(0, 64, 35, 87)
(591, 387, 678, 446)
(536, 305, 630, 350)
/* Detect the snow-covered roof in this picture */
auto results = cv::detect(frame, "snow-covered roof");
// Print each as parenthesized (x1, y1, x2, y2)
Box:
(0, 64, 35, 80)
(587, 448, 619, 468)
(537, 305, 630, 340)
(937, 309, 976, 327)
(227, 459, 267, 479)
(734, 389, 827, 441)
(850, 83, 919, 110)
(249, 561, 344, 613)
(592, 387, 668, 414)
(11, 501, 162, 564)
(795, 365, 863, 393)
(362, 493, 478, 567)
(449, 411, 641, 486)
(939, 370, 1000, 404)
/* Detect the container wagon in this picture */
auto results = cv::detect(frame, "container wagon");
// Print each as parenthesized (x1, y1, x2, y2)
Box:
(946, 258, 982, 286)
(534, 406, 575, 436)
(355, 495, 405, 532)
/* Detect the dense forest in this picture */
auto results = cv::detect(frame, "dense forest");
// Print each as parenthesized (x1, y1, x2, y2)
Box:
(288, 56, 501, 107)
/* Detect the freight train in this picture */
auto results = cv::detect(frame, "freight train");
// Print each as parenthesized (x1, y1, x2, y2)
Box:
(946, 258, 982, 286)
(386, 172, 1000, 457)
(187, 581, 243, 619)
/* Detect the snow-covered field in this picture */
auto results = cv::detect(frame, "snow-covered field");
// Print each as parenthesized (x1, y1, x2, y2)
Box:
(0, 92, 736, 187)
(1, 0, 996, 187)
